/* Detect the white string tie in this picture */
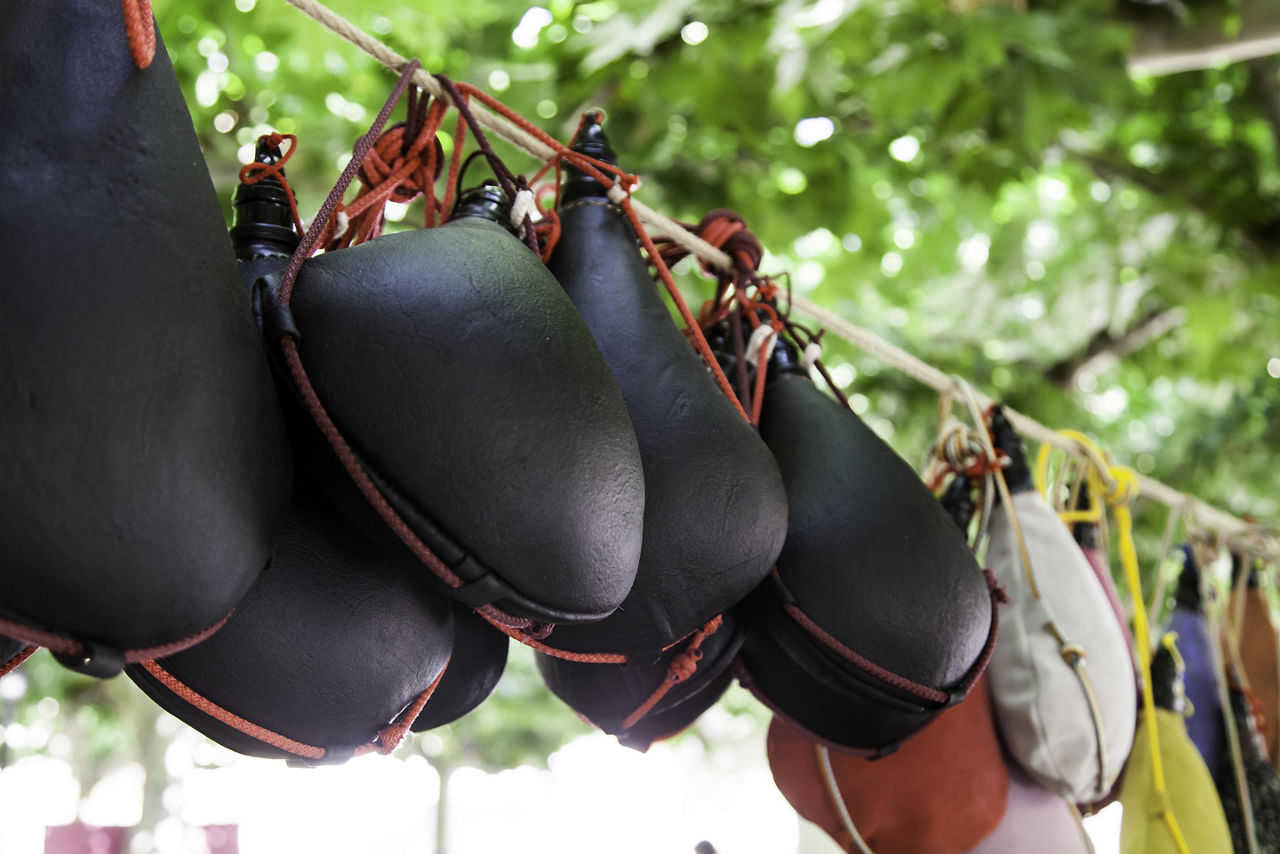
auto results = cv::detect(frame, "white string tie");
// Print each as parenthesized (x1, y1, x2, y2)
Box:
(801, 340, 823, 372)
(510, 188, 538, 236)
(745, 324, 779, 368)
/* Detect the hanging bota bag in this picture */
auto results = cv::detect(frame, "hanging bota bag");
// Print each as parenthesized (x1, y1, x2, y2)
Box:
(984, 411, 1137, 803)
(127, 477, 455, 764)
(1226, 554, 1280, 766)
(534, 116, 787, 749)
(937, 461, 1094, 852)
(1167, 545, 1227, 775)
(740, 337, 996, 753)
(964, 763, 1094, 854)
(1068, 481, 1138, 814)
(1216, 675, 1280, 851)
(766, 676, 1007, 854)
(410, 604, 509, 733)
(1119, 635, 1232, 854)
(128, 132, 500, 757)
(274, 72, 646, 631)
(0, 0, 291, 676)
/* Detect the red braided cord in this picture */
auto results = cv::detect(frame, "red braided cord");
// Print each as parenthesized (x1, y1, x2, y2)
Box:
(356, 654, 451, 756)
(139, 661, 327, 760)
(0, 610, 233, 664)
(620, 615, 723, 730)
(0, 646, 36, 679)
(119, 0, 155, 69)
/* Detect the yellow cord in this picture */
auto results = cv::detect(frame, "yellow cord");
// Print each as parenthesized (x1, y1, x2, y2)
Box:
(1055, 432, 1191, 854)
(1035, 439, 1106, 525)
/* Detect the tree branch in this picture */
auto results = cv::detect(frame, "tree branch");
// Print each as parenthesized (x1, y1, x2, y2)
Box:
(1046, 306, 1188, 388)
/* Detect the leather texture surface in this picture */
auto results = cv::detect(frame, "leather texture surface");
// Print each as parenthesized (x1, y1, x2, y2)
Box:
(288, 220, 645, 624)
(411, 603, 508, 732)
(536, 606, 744, 750)
(0, 1, 290, 655)
(742, 373, 991, 750)
(542, 199, 787, 654)
(127, 482, 453, 760)
(743, 577, 948, 751)
(767, 677, 1007, 854)
(1226, 585, 1280, 766)
(986, 491, 1138, 803)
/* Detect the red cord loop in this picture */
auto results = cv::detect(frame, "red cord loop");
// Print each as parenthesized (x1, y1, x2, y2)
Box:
(119, 0, 155, 69)
(238, 133, 306, 236)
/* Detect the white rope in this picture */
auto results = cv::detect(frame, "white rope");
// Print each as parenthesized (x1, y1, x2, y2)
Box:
(817, 745, 876, 854)
(509, 187, 538, 237)
(744, 324, 778, 368)
(281, 0, 1278, 565)
(801, 340, 823, 373)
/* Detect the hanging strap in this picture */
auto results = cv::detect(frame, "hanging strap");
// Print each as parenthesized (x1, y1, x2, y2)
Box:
(816, 743, 876, 854)
(1064, 432, 1190, 854)
(138, 655, 450, 764)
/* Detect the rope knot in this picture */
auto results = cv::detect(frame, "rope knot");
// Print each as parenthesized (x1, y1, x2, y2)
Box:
(668, 647, 704, 683)
(238, 133, 297, 186)
(695, 209, 763, 280)
(1104, 465, 1140, 507)
(357, 121, 442, 204)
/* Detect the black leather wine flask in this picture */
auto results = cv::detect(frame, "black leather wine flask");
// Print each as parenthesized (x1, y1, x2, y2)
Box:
(411, 604, 509, 732)
(534, 117, 788, 746)
(127, 481, 454, 763)
(741, 342, 995, 752)
(287, 187, 645, 625)
(0, 1, 291, 674)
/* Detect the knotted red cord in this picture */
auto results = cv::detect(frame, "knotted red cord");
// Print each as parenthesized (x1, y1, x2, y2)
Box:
(119, 0, 155, 69)
(323, 89, 448, 249)
(619, 615, 724, 731)
(238, 132, 306, 236)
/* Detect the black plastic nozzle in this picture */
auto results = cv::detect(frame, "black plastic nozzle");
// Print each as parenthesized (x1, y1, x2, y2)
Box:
(941, 474, 977, 534)
(1174, 544, 1203, 612)
(450, 181, 516, 232)
(229, 136, 299, 261)
(561, 112, 618, 206)
(989, 405, 1032, 494)
(1150, 638, 1185, 714)
(765, 332, 808, 382)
